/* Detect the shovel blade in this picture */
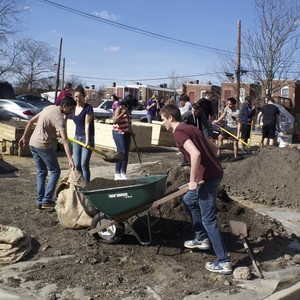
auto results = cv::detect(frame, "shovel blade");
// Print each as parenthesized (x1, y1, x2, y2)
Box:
(229, 220, 248, 238)
(103, 152, 125, 163)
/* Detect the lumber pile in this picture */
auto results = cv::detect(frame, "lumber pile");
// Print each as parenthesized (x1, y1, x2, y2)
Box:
(0, 118, 33, 156)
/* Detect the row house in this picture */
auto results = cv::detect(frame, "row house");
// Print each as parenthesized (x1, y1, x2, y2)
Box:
(104, 82, 176, 105)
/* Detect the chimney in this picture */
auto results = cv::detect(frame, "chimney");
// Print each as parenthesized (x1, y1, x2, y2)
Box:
(112, 82, 116, 87)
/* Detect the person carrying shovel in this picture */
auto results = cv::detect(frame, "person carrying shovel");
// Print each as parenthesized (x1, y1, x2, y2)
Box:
(160, 104, 232, 275)
(212, 97, 241, 160)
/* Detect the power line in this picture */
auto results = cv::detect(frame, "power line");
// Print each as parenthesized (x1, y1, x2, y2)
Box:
(37, 0, 235, 55)
(71, 71, 224, 83)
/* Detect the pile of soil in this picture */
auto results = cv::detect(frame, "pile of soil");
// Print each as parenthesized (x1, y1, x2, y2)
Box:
(221, 146, 300, 211)
(0, 146, 299, 299)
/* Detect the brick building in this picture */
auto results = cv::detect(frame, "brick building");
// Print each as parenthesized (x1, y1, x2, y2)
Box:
(104, 82, 176, 105)
(178, 81, 221, 118)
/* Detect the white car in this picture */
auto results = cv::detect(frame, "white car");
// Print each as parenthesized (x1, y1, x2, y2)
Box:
(93, 100, 148, 122)
(0, 99, 39, 120)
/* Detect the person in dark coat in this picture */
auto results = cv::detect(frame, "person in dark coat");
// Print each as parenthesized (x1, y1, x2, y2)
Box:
(240, 96, 256, 150)
(182, 102, 209, 138)
(197, 91, 214, 121)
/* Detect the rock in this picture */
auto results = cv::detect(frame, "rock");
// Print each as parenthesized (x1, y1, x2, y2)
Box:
(233, 267, 252, 280)
(292, 254, 300, 264)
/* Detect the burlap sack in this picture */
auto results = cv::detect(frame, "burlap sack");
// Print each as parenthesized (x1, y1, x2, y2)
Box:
(55, 169, 97, 229)
(0, 225, 26, 244)
(0, 226, 32, 265)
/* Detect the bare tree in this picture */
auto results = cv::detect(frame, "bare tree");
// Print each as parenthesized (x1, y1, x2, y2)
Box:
(67, 75, 86, 90)
(13, 38, 56, 92)
(243, 0, 300, 97)
(168, 70, 180, 90)
(168, 69, 189, 90)
(0, 0, 28, 42)
(0, 39, 22, 78)
(0, 0, 29, 77)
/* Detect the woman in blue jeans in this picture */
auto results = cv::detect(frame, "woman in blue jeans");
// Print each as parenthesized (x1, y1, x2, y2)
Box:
(112, 94, 138, 180)
(72, 85, 95, 183)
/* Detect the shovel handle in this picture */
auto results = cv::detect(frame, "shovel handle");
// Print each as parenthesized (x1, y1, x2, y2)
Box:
(214, 124, 248, 146)
(68, 137, 107, 157)
(241, 236, 263, 279)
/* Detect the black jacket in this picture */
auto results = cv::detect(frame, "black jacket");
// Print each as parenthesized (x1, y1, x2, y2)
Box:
(182, 110, 209, 138)
(197, 97, 214, 120)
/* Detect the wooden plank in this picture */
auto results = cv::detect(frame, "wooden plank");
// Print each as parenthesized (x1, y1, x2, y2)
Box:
(67, 119, 152, 150)
(250, 133, 262, 146)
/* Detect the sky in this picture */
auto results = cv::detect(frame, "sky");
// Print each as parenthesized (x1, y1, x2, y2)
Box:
(24, 0, 256, 89)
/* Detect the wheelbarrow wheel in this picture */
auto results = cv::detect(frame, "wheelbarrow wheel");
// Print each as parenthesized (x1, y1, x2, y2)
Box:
(91, 213, 125, 244)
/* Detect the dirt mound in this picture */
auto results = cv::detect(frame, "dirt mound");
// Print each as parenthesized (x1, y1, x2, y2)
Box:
(221, 147, 300, 211)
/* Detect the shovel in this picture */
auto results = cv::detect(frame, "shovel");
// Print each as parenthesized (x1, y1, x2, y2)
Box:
(68, 137, 125, 163)
(229, 220, 263, 279)
(214, 124, 248, 146)
(127, 114, 142, 165)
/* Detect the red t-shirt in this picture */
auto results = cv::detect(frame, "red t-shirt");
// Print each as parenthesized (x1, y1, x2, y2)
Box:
(173, 123, 223, 182)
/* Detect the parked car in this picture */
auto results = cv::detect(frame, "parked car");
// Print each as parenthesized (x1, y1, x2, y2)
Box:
(0, 99, 38, 120)
(0, 81, 16, 99)
(16, 94, 54, 111)
(93, 100, 148, 122)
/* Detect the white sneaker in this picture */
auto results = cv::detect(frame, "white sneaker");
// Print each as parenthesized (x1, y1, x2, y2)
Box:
(114, 173, 122, 180)
(120, 173, 127, 180)
(205, 261, 232, 275)
(184, 238, 210, 250)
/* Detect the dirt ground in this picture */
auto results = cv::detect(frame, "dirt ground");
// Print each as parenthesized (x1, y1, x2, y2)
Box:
(1, 139, 300, 299)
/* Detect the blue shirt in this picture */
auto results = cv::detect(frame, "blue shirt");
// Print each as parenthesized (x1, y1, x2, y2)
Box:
(72, 103, 95, 136)
(241, 102, 255, 123)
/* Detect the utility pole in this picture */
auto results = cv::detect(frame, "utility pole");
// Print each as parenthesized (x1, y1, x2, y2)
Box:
(61, 57, 65, 90)
(236, 20, 241, 108)
(55, 38, 63, 100)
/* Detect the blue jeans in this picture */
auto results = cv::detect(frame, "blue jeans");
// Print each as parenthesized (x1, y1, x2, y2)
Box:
(30, 146, 60, 207)
(147, 114, 156, 123)
(112, 131, 131, 174)
(183, 175, 230, 263)
(72, 135, 94, 183)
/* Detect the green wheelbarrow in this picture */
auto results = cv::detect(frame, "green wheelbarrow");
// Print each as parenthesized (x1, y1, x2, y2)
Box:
(80, 174, 198, 245)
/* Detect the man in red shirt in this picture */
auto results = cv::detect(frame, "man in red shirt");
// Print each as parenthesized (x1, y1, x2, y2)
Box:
(160, 104, 232, 275)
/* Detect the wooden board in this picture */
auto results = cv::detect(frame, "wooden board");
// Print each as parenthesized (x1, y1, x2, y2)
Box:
(132, 121, 176, 147)
(67, 119, 152, 150)
(250, 132, 262, 146)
